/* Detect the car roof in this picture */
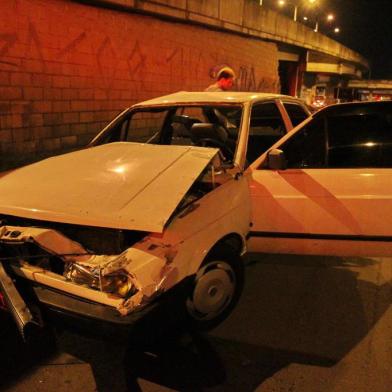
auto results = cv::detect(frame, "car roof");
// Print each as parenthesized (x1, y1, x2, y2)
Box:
(314, 100, 392, 117)
(133, 91, 299, 106)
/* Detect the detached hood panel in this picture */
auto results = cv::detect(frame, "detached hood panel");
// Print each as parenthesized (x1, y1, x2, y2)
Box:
(0, 143, 218, 232)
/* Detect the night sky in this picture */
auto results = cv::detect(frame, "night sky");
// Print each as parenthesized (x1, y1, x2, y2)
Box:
(328, 0, 392, 79)
(266, 0, 392, 79)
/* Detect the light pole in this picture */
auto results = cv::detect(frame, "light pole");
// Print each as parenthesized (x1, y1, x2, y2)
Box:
(293, 4, 298, 21)
(274, 0, 339, 35)
(296, 0, 319, 31)
(276, 0, 319, 23)
(277, 0, 298, 21)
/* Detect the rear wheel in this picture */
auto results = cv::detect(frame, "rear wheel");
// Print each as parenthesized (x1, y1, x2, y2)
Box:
(185, 245, 244, 331)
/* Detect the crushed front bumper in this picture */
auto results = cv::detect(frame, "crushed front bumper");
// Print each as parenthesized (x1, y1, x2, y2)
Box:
(0, 267, 156, 338)
(33, 284, 156, 326)
(0, 267, 190, 340)
(0, 262, 42, 339)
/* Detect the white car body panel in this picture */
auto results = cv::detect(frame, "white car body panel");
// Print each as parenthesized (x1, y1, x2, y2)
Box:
(134, 91, 287, 106)
(250, 168, 392, 237)
(160, 174, 251, 277)
(247, 235, 392, 257)
(0, 143, 218, 233)
(248, 166, 392, 256)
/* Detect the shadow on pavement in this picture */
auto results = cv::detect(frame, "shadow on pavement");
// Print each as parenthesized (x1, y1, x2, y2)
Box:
(119, 254, 391, 391)
(0, 254, 391, 391)
(232, 254, 390, 361)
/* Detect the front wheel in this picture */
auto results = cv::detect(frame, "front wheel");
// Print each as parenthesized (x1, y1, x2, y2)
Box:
(185, 245, 244, 331)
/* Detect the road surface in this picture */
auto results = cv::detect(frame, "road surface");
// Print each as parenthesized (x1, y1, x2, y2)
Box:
(0, 253, 391, 391)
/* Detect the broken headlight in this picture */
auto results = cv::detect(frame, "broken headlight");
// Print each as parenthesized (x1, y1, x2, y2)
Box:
(64, 263, 137, 298)
(100, 272, 135, 297)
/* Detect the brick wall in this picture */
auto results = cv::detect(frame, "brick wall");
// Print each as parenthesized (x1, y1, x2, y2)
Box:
(0, 0, 279, 170)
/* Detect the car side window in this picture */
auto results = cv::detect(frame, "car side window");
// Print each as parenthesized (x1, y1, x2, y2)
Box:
(327, 111, 392, 168)
(91, 109, 170, 146)
(280, 118, 327, 168)
(283, 102, 309, 127)
(246, 102, 286, 163)
(125, 110, 168, 143)
(93, 116, 129, 145)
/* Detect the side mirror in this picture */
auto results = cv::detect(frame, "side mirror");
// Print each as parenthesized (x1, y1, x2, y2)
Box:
(267, 149, 287, 170)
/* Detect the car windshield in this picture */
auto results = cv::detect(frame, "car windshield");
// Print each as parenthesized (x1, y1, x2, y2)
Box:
(91, 104, 243, 161)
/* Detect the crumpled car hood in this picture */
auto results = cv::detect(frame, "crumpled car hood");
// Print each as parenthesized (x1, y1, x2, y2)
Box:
(0, 143, 218, 232)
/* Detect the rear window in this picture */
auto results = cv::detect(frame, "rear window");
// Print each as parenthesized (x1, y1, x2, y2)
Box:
(327, 110, 392, 167)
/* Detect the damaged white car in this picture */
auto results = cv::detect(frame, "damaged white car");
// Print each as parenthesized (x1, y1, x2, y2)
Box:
(0, 91, 310, 338)
(2, 94, 392, 339)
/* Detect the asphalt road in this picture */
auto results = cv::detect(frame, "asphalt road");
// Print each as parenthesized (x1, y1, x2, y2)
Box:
(1, 253, 391, 392)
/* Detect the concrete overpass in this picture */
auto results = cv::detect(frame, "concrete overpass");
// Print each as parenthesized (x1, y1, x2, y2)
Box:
(0, 0, 369, 169)
(94, 0, 368, 73)
(95, 0, 368, 104)
(96, 0, 368, 78)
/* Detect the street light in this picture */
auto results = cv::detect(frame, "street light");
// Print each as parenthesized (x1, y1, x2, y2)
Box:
(274, 0, 339, 35)
(324, 13, 340, 35)
(326, 13, 334, 22)
(276, 0, 319, 23)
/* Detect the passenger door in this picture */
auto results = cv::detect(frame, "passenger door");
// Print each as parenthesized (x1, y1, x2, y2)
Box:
(247, 102, 392, 257)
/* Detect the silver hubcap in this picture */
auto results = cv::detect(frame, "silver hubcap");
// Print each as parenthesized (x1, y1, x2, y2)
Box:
(187, 261, 236, 321)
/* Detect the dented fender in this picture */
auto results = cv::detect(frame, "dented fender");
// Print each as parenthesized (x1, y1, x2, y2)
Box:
(156, 175, 251, 277)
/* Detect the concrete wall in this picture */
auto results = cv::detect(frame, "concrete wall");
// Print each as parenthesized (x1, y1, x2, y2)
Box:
(94, 0, 368, 68)
(0, 0, 279, 170)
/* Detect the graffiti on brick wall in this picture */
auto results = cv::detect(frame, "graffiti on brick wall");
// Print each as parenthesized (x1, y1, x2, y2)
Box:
(0, 22, 46, 70)
(128, 41, 147, 74)
(27, 22, 45, 68)
(96, 37, 118, 93)
(0, 13, 278, 160)
(237, 65, 278, 92)
(0, 33, 18, 66)
(0, 22, 276, 93)
(127, 40, 148, 94)
(0, 0, 281, 169)
(58, 32, 87, 58)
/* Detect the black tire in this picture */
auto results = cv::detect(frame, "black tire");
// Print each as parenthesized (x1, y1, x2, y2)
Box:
(185, 245, 244, 331)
